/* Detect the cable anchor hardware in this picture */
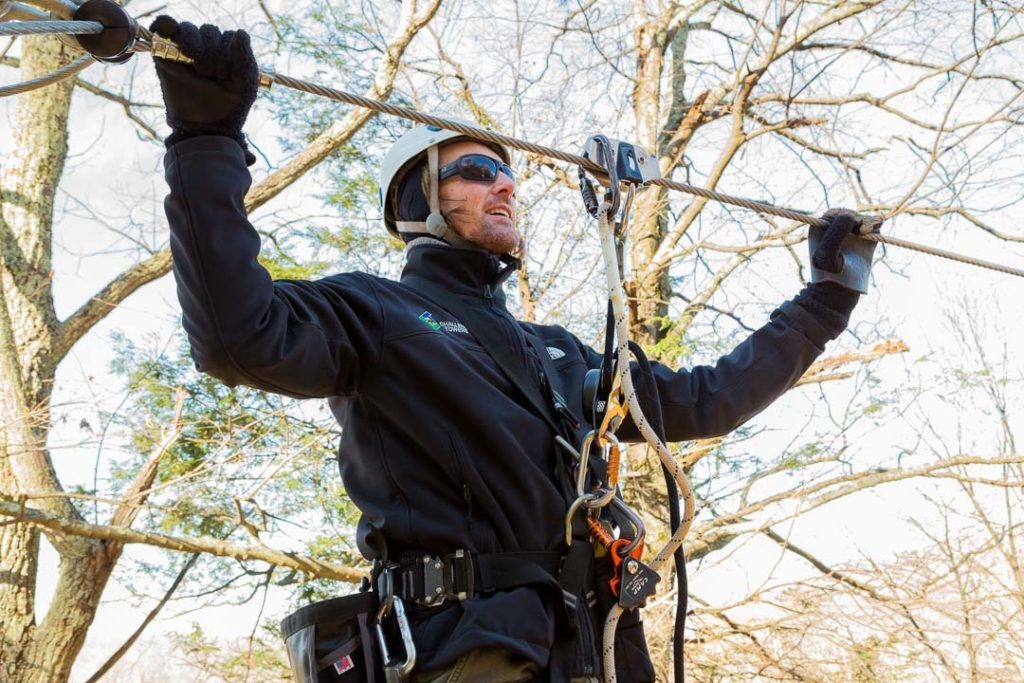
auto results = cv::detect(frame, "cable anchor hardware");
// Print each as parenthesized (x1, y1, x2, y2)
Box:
(72, 0, 137, 64)
(582, 136, 661, 188)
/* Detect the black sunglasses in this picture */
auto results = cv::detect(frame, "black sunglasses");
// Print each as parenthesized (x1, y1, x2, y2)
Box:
(438, 154, 516, 184)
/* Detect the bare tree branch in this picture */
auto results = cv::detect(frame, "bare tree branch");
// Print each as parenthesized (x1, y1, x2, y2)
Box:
(0, 496, 364, 584)
(244, 0, 443, 212)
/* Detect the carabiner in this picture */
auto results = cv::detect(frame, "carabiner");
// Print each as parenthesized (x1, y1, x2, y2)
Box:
(597, 369, 628, 438)
(375, 567, 417, 682)
(598, 431, 623, 490)
(582, 134, 621, 219)
(595, 495, 645, 557)
(575, 430, 597, 497)
(564, 490, 605, 546)
(376, 595, 417, 682)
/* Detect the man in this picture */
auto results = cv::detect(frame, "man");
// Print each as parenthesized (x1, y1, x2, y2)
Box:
(152, 18, 879, 683)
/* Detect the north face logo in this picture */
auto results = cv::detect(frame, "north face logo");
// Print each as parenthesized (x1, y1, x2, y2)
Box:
(547, 346, 566, 360)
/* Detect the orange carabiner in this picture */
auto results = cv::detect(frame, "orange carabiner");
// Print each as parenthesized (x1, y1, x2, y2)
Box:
(608, 537, 644, 597)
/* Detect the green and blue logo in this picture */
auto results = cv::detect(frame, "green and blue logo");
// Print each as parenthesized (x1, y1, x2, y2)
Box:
(418, 311, 441, 331)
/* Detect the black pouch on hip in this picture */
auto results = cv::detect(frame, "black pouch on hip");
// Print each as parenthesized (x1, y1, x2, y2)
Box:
(281, 592, 383, 682)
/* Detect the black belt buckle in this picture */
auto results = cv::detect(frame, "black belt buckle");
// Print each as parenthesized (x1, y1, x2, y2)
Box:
(419, 554, 446, 606)
(415, 549, 474, 607)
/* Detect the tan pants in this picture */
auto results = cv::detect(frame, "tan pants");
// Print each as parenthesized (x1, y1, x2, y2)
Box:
(411, 647, 600, 683)
(412, 647, 539, 683)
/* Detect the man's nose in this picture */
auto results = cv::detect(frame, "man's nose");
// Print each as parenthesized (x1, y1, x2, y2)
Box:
(492, 171, 515, 197)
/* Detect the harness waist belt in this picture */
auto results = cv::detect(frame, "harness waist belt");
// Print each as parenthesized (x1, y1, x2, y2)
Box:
(384, 550, 564, 608)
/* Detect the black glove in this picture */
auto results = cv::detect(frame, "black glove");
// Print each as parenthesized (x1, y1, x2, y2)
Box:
(808, 207, 882, 294)
(150, 16, 259, 165)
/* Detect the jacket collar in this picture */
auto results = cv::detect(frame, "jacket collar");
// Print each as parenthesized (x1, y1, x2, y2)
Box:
(401, 238, 519, 304)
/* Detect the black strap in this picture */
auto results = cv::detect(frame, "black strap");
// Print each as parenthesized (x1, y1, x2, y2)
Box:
(523, 330, 580, 437)
(390, 550, 564, 604)
(408, 279, 569, 438)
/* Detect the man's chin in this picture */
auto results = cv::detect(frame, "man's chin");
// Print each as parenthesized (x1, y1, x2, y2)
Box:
(467, 224, 520, 254)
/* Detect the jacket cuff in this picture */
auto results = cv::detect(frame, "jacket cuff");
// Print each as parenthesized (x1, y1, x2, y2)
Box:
(164, 134, 251, 168)
(775, 299, 840, 348)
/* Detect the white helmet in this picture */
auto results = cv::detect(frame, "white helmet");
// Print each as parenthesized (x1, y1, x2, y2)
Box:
(379, 120, 511, 245)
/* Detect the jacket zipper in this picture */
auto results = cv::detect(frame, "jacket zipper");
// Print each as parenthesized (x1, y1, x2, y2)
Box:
(448, 433, 474, 532)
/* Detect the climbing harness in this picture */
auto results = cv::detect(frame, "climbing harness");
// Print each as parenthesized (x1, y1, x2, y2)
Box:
(3, 3, 1023, 681)
(1, 0, 1022, 278)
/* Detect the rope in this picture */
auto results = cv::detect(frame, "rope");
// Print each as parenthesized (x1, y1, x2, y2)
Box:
(0, 52, 92, 96)
(0, 19, 101, 35)
(1, 17, 1021, 278)
(595, 206, 695, 683)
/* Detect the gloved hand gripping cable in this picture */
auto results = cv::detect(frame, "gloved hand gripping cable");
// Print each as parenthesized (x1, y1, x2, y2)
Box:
(1, 0, 1021, 279)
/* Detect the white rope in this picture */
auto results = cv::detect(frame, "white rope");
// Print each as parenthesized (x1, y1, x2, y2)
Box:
(596, 206, 696, 683)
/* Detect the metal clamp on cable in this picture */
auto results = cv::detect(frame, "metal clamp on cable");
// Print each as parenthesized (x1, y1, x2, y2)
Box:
(72, 0, 137, 63)
(582, 136, 661, 189)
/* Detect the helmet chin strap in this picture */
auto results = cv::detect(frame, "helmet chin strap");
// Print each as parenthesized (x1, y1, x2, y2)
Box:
(395, 146, 474, 248)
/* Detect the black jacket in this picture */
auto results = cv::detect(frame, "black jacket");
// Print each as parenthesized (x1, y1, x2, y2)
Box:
(164, 136, 849, 676)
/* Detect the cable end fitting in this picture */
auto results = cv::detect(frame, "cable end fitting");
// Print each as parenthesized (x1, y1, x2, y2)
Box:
(73, 0, 137, 64)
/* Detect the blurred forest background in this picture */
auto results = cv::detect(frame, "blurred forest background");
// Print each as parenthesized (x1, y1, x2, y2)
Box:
(2, 1, 1023, 681)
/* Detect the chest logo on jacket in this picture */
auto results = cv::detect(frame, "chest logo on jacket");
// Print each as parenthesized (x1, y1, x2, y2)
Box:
(418, 311, 442, 331)
(418, 311, 469, 335)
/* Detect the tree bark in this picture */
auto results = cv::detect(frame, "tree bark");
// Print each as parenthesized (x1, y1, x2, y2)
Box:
(0, 34, 81, 681)
(628, 2, 672, 349)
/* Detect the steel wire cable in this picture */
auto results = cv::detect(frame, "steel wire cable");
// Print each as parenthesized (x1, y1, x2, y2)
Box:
(265, 71, 1024, 279)
(0, 52, 92, 95)
(0, 2, 46, 22)
(2, 18, 1022, 279)
(0, 19, 99, 35)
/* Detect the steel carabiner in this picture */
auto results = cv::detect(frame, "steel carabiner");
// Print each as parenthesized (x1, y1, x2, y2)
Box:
(375, 567, 417, 682)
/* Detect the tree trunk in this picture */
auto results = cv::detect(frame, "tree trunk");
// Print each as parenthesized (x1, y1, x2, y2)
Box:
(628, 5, 672, 350)
(0, 35, 108, 683)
